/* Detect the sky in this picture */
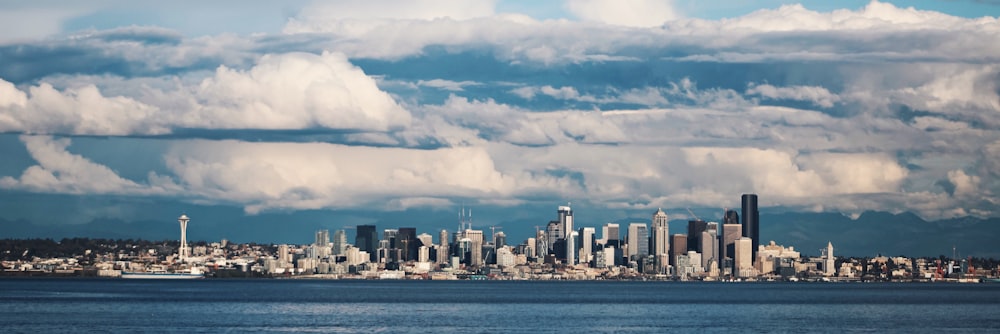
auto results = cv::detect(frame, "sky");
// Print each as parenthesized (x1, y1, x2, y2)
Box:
(0, 0, 998, 245)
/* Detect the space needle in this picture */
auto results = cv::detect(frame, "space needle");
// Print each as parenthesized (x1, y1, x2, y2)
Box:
(178, 214, 190, 262)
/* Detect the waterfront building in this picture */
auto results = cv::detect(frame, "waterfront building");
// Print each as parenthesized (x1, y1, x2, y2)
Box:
(627, 223, 649, 260)
(355, 225, 378, 263)
(756, 240, 800, 275)
(651, 209, 669, 258)
(741, 194, 760, 262)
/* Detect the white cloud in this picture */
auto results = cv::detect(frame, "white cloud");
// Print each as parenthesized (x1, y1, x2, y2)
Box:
(746, 83, 840, 108)
(0, 51, 411, 135)
(191, 51, 410, 131)
(0, 135, 174, 195)
(162, 139, 564, 214)
(565, 0, 679, 27)
(416, 79, 482, 92)
(947, 169, 980, 198)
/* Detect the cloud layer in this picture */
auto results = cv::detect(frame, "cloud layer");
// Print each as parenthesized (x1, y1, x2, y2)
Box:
(0, 1, 998, 223)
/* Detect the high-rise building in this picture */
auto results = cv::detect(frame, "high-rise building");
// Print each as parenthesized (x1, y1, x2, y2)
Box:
(579, 227, 595, 265)
(494, 231, 506, 248)
(651, 209, 669, 257)
(559, 205, 574, 265)
(824, 242, 835, 277)
(670, 234, 687, 266)
(603, 223, 620, 244)
(724, 210, 739, 225)
(397, 227, 418, 262)
(700, 228, 718, 270)
(627, 223, 649, 259)
(735, 237, 753, 277)
(545, 220, 561, 252)
(355, 225, 378, 263)
(722, 223, 741, 268)
(465, 229, 484, 266)
(687, 220, 707, 252)
(315, 229, 330, 247)
(741, 194, 759, 262)
(526, 237, 537, 258)
(332, 230, 347, 255)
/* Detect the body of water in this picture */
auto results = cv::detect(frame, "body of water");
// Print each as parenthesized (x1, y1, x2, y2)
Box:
(1, 278, 998, 333)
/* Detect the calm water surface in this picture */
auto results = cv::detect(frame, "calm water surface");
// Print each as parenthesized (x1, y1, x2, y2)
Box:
(1, 278, 999, 333)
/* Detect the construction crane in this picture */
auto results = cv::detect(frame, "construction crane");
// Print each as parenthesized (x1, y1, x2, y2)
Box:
(686, 207, 701, 221)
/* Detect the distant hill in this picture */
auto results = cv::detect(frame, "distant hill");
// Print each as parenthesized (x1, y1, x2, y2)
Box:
(759, 211, 1000, 258)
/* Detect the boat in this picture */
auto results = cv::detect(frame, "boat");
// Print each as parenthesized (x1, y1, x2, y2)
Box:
(121, 267, 204, 279)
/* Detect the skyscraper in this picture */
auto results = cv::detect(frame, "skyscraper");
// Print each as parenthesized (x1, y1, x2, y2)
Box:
(397, 227, 418, 262)
(315, 229, 329, 247)
(627, 223, 649, 260)
(355, 225, 378, 263)
(579, 227, 595, 265)
(687, 220, 707, 253)
(651, 209, 669, 257)
(735, 237, 753, 277)
(559, 205, 574, 266)
(332, 230, 347, 255)
(741, 194, 760, 262)
(603, 223, 620, 245)
(722, 223, 741, 271)
(724, 209, 739, 225)
(670, 234, 687, 266)
(545, 220, 561, 252)
(466, 229, 484, 266)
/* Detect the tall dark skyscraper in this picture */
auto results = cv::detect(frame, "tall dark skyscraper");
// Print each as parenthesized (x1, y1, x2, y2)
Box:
(741, 194, 759, 262)
(687, 220, 707, 253)
(397, 227, 418, 262)
(355, 225, 378, 262)
(724, 210, 739, 225)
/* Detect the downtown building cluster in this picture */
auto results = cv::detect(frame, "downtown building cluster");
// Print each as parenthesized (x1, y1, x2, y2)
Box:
(260, 194, 830, 280)
(2, 193, 996, 282)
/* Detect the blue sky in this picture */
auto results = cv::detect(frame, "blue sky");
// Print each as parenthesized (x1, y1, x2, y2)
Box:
(0, 0, 999, 244)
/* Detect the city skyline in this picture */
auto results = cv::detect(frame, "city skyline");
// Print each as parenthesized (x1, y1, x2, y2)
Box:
(0, 1, 998, 256)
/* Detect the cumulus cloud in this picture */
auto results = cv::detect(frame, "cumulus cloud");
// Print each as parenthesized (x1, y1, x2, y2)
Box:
(162, 139, 548, 213)
(565, 0, 679, 27)
(0, 52, 410, 135)
(0, 135, 173, 195)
